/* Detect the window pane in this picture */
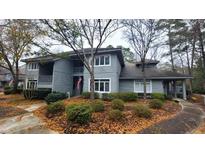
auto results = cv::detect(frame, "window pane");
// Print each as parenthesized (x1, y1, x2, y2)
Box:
(105, 82, 109, 91)
(95, 82, 99, 91)
(95, 57, 99, 65)
(100, 82, 104, 91)
(105, 56, 110, 65)
(100, 56, 104, 65)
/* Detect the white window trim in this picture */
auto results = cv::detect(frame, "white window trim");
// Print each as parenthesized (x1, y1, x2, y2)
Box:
(134, 80, 152, 93)
(27, 63, 39, 71)
(88, 78, 111, 93)
(93, 54, 111, 67)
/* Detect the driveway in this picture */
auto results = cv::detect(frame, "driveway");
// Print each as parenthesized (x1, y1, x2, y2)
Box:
(139, 99, 205, 134)
(0, 103, 57, 134)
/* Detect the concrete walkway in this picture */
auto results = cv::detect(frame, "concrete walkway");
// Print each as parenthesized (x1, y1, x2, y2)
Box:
(0, 103, 57, 134)
(139, 99, 205, 134)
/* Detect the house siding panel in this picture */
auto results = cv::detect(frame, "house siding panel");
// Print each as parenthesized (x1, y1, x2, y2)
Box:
(83, 54, 121, 92)
(52, 59, 73, 94)
(152, 80, 164, 93)
(119, 80, 134, 92)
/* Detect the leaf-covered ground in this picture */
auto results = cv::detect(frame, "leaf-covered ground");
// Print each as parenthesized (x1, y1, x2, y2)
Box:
(34, 98, 181, 134)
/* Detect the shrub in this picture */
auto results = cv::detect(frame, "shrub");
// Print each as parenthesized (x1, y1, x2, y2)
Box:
(91, 100, 105, 112)
(111, 99, 124, 111)
(133, 104, 152, 118)
(47, 101, 65, 114)
(151, 93, 165, 100)
(102, 92, 138, 102)
(149, 99, 164, 109)
(109, 109, 123, 121)
(81, 92, 99, 99)
(3, 85, 13, 95)
(45, 92, 68, 104)
(23, 89, 51, 100)
(66, 104, 92, 124)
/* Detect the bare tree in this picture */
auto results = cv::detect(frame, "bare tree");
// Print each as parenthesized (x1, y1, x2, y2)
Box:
(122, 19, 159, 99)
(0, 19, 41, 92)
(41, 19, 119, 99)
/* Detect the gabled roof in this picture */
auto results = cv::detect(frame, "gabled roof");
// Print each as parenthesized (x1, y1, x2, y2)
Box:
(21, 48, 125, 66)
(120, 63, 192, 79)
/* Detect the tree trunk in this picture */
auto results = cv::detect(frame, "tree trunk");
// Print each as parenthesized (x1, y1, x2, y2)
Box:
(168, 27, 175, 72)
(142, 61, 146, 99)
(90, 55, 95, 100)
(13, 61, 19, 92)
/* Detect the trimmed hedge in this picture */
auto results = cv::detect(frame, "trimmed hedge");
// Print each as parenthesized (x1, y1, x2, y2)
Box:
(149, 99, 164, 109)
(81, 92, 99, 99)
(151, 93, 165, 100)
(133, 104, 152, 118)
(109, 109, 123, 121)
(45, 92, 68, 104)
(66, 104, 92, 125)
(47, 101, 65, 114)
(102, 92, 138, 102)
(91, 100, 105, 112)
(111, 99, 124, 111)
(23, 89, 51, 99)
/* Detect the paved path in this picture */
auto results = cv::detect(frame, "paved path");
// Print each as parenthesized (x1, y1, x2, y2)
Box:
(139, 99, 205, 134)
(0, 103, 57, 134)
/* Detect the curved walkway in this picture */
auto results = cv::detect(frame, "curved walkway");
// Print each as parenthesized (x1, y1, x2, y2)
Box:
(139, 99, 205, 134)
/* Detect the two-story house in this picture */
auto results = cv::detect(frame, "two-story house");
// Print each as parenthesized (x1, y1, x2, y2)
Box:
(21, 47, 192, 99)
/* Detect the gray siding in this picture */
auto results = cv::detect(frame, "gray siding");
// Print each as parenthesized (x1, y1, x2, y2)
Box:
(152, 80, 164, 93)
(119, 80, 134, 92)
(52, 59, 73, 94)
(83, 54, 121, 92)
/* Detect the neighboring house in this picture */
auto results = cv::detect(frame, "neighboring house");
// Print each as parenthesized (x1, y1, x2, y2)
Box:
(0, 65, 26, 91)
(21, 48, 192, 99)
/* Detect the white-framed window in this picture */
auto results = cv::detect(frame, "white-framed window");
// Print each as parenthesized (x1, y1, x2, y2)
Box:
(134, 80, 152, 93)
(28, 63, 38, 70)
(26, 80, 37, 89)
(89, 78, 111, 93)
(94, 55, 111, 66)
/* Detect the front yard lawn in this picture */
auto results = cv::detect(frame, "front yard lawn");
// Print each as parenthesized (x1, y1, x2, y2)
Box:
(34, 97, 181, 134)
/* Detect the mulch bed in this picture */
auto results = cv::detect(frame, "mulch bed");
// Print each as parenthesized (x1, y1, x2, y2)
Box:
(34, 98, 181, 134)
(0, 106, 27, 119)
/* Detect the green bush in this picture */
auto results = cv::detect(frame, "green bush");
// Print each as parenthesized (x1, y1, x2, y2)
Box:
(102, 92, 138, 101)
(133, 104, 152, 118)
(23, 89, 51, 99)
(47, 101, 65, 114)
(81, 92, 99, 99)
(45, 92, 68, 104)
(111, 99, 124, 111)
(91, 100, 105, 112)
(149, 99, 164, 109)
(109, 109, 123, 121)
(151, 93, 165, 100)
(66, 104, 92, 124)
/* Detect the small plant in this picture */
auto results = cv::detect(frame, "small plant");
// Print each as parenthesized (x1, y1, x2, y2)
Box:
(151, 93, 165, 100)
(91, 100, 105, 112)
(102, 93, 113, 101)
(109, 109, 123, 121)
(3, 85, 13, 95)
(47, 101, 65, 114)
(102, 92, 138, 101)
(149, 99, 164, 109)
(66, 104, 92, 124)
(45, 92, 68, 104)
(133, 104, 152, 118)
(81, 92, 99, 99)
(111, 99, 124, 111)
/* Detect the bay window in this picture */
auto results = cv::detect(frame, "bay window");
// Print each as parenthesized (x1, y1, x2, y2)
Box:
(28, 63, 38, 70)
(91, 79, 110, 93)
(94, 55, 110, 66)
(134, 80, 152, 93)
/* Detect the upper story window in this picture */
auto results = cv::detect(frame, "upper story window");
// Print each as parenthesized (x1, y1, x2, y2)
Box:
(94, 55, 111, 66)
(28, 63, 38, 70)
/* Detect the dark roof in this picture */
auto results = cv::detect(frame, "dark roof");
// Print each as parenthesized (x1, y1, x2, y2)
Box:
(135, 59, 159, 65)
(21, 48, 125, 66)
(120, 63, 192, 79)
